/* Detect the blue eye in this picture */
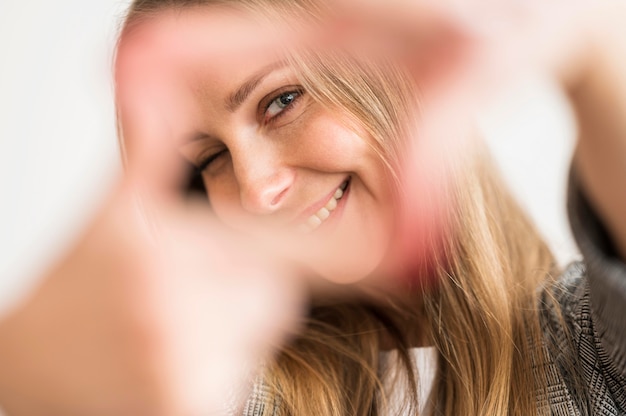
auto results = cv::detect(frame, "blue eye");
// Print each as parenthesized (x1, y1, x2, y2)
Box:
(266, 91, 300, 118)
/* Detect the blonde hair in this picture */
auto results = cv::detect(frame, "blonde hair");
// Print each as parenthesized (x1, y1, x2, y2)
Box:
(117, 1, 560, 414)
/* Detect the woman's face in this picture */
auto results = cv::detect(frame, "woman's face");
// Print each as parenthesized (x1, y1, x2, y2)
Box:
(117, 6, 396, 283)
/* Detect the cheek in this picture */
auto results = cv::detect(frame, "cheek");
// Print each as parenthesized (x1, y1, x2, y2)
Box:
(285, 113, 395, 282)
(316, 190, 394, 284)
(280, 109, 372, 171)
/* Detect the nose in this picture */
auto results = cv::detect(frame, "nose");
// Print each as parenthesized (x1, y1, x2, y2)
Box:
(233, 147, 294, 215)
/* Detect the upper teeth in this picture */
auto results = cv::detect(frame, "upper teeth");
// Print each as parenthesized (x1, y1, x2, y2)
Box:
(300, 181, 348, 233)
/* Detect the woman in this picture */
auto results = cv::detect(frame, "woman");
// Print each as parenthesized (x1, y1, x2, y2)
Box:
(114, 0, 626, 414)
(0, 0, 624, 415)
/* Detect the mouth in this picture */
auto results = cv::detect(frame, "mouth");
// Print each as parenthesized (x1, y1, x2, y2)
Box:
(297, 178, 351, 233)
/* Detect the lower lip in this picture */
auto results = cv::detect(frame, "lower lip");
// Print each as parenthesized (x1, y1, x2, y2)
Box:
(315, 178, 351, 234)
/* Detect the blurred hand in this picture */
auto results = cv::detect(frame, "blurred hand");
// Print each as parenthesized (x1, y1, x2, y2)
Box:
(329, 0, 626, 268)
(0, 94, 305, 416)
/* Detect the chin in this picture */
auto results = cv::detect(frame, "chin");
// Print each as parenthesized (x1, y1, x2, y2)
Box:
(313, 250, 386, 285)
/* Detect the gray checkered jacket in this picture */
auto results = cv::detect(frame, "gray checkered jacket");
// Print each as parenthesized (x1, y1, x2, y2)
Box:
(239, 173, 626, 415)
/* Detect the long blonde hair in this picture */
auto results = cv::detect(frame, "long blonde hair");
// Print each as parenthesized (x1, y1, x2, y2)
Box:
(117, 1, 560, 414)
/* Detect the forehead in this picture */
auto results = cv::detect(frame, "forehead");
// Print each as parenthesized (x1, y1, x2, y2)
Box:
(116, 6, 285, 95)
(115, 6, 300, 147)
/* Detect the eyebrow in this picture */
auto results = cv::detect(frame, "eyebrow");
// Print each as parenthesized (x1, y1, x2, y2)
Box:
(225, 60, 287, 112)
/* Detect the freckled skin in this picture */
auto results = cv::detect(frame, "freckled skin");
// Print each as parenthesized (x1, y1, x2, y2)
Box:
(117, 7, 396, 283)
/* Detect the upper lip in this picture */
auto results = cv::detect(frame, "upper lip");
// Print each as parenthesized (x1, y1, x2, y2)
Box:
(290, 178, 349, 226)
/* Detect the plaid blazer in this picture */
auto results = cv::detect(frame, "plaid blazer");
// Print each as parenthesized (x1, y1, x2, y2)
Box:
(238, 172, 626, 415)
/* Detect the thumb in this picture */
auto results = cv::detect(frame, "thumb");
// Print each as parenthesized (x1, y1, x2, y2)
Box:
(118, 96, 187, 203)
(114, 38, 190, 204)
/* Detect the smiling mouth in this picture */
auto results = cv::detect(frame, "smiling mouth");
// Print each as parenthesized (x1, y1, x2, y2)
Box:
(298, 178, 350, 233)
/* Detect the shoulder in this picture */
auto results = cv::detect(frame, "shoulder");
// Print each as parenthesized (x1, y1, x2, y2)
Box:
(537, 262, 626, 414)
(542, 261, 589, 328)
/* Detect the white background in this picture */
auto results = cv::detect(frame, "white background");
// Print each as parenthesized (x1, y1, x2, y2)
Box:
(0, 0, 579, 312)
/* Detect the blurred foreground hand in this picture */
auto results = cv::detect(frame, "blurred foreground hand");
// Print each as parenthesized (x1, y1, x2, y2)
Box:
(0, 88, 305, 415)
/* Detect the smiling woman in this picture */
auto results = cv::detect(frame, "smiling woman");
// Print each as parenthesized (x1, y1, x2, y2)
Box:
(1, 0, 623, 415)
(114, 1, 549, 416)
(117, 5, 400, 283)
(109, 0, 626, 415)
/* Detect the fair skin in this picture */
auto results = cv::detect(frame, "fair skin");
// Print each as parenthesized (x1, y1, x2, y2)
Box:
(0, 1, 624, 415)
(117, 7, 397, 284)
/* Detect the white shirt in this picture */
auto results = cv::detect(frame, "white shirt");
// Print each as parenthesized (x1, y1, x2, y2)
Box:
(379, 347, 437, 415)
